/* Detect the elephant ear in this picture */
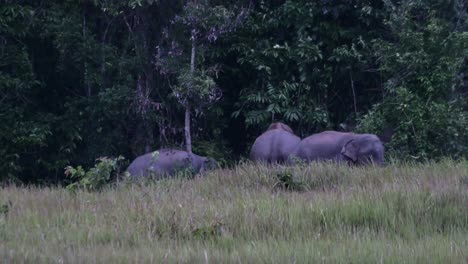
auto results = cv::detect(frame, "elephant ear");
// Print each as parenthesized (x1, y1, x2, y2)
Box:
(341, 139, 359, 162)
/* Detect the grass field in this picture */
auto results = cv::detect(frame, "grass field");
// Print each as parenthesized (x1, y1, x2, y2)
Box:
(1, 161, 467, 263)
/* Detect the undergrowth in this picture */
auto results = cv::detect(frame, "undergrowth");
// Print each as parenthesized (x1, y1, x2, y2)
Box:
(1, 160, 467, 263)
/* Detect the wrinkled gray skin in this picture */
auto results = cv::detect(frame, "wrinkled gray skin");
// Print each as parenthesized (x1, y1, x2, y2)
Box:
(126, 149, 218, 179)
(250, 122, 301, 163)
(289, 131, 385, 165)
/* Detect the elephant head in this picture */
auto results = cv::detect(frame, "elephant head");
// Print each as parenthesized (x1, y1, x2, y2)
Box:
(200, 157, 218, 172)
(341, 134, 385, 165)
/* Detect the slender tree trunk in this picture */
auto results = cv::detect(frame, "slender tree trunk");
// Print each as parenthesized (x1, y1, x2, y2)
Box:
(190, 31, 196, 73)
(350, 71, 358, 115)
(100, 17, 112, 88)
(185, 102, 192, 153)
(185, 30, 196, 154)
(83, 5, 91, 97)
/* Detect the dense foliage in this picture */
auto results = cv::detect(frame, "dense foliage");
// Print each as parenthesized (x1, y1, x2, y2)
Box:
(1, 0, 467, 182)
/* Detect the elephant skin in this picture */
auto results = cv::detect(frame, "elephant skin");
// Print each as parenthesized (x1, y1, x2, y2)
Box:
(126, 149, 218, 179)
(289, 131, 385, 165)
(250, 122, 301, 163)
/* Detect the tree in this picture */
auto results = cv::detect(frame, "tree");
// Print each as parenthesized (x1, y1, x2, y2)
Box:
(155, 0, 248, 153)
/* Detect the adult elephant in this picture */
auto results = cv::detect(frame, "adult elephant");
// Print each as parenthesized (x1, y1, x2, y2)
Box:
(289, 131, 385, 165)
(126, 149, 218, 179)
(250, 122, 301, 163)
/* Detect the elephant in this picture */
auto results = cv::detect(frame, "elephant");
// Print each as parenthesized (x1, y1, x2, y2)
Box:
(126, 148, 218, 179)
(289, 131, 385, 165)
(249, 122, 301, 163)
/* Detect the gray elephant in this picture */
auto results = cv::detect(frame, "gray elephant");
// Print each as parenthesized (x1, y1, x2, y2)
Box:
(250, 122, 301, 163)
(289, 131, 385, 165)
(126, 148, 218, 179)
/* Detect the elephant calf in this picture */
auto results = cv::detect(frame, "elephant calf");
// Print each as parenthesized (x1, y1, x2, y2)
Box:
(250, 122, 301, 163)
(289, 131, 385, 165)
(126, 148, 218, 179)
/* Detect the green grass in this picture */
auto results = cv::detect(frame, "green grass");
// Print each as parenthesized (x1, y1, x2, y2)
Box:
(1, 160, 468, 263)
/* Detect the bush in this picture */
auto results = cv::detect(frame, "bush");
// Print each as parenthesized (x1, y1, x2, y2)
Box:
(64, 156, 125, 191)
(358, 1, 468, 160)
(360, 91, 468, 160)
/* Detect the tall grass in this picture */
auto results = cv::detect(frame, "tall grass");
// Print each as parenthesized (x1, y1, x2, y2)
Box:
(1, 160, 467, 263)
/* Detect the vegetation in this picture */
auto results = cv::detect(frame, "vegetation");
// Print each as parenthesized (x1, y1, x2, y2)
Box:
(2, 1, 466, 261)
(64, 156, 125, 191)
(1, 161, 467, 262)
(1, 0, 467, 183)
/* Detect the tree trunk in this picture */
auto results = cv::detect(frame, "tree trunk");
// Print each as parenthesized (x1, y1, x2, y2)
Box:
(350, 71, 358, 115)
(83, 5, 91, 97)
(185, 102, 192, 153)
(185, 30, 196, 154)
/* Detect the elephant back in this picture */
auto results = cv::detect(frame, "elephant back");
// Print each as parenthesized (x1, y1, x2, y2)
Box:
(267, 122, 294, 134)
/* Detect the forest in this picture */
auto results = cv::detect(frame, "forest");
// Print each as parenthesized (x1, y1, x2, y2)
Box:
(1, 0, 467, 183)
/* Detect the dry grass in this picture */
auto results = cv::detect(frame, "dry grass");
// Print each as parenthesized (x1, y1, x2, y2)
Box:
(1, 160, 467, 263)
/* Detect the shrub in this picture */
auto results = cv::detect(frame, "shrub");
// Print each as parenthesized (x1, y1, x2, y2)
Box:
(358, 1, 468, 160)
(64, 156, 125, 191)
